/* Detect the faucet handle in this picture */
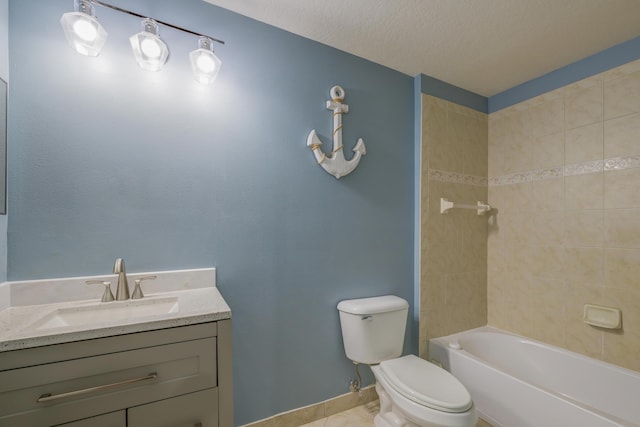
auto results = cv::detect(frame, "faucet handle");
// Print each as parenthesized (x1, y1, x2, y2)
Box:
(131, 275, 157, 299)
(86, 280, 115, 302)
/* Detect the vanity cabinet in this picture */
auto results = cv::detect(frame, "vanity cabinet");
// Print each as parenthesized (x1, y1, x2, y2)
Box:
(0, 320, 232, 427)
(58, 411, 125, 426)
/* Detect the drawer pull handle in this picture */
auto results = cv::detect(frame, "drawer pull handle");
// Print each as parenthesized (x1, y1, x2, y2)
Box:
(37, 372, 158, 403)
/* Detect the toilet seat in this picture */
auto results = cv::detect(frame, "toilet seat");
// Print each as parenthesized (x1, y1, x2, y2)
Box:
(379, 355, 472, 413)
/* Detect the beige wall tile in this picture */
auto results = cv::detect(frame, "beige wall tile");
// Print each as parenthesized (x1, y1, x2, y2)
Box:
(533, 132, 564, 169)
(565, 282, 604, 317)
(502, 211, 535, 245)
(565, 79, 603, 130)
(445, 271, 480, 304)
(565, 122, 603, 164)
(419, 337, 429, 359)
(488, 185, 508, 214)
(530, 279, 566, 346)
(488, 115, 507, 146)
(462, 232, 488, 272)
(604, 248, 640, 290)
(501, 109, 533, 174)
(425, 218, 462, 274)
(532, 178, 564, 211)
(429, 135, 464, 173)
(488, 143, 504, 177)
(604, 168, 640, 209)
(487, 269, 514, 330)
(565, 173, 603, 210)
(487, 61, 640, 372)
(488, 117, 506, 177)
(420, 272, 446, 311)
(464, 118, 488, 177)
(487, 231, 504, 270)
(603, 59, 640, 81)
(422, 305, 451, 340)
(604, 70, 640, 120)
(564, 283, 604, 358)
(603, 287, 640, 334)
(603, 330, 640, 372)
(500, 294, 532, 336)
(423, 96, 447, 141)
(604, 113, 640, 158)
(564, 247, 603, 285)
(503, 137, 533, 174)
(532, 97, 564, 137)
(564, 210, 603, 247)
(420, 95, 487, 346)
(502, 182, 533, 213)
(565, 319, 604, 359)
(450, 109, 475, 145)
(604, 208, 640, 248)
(530, 211, 564, 246)
(530, 245, 564, 279)
(448, 299, 486, 334)
(504, 243, 534, 281)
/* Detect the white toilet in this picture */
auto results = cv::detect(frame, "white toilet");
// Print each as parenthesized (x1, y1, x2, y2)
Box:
(337, 295, 476, 427)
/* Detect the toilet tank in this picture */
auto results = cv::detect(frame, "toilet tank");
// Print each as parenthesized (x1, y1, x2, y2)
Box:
(337, 295, 409, 364)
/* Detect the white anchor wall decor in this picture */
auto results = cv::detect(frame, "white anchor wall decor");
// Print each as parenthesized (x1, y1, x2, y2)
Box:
(307, 85, 366, 179)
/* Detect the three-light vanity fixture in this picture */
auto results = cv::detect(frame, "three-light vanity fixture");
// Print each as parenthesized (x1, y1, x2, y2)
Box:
(60, 0, 224, 84)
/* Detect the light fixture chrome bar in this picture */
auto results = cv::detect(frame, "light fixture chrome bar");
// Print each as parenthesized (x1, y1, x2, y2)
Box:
(91, 0, 225, 45)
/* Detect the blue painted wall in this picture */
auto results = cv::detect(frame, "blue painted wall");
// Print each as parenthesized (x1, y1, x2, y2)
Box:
(0, 0, 7, 282)
(418, 74, 488, 113)
(7, 0, 414, 424)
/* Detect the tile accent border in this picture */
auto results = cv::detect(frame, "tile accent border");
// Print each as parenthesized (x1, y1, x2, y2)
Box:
(428, 169, 488, 187)
(239, 385, 378, 427)
(489, 155, 640, 186)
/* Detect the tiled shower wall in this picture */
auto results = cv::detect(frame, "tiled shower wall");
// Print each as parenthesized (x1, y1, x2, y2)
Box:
(487, 60, 640, 372)
(419, 95, 488, 356)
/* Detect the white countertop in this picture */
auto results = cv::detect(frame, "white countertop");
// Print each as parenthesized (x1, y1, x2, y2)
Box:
(0, 268, 231, 352)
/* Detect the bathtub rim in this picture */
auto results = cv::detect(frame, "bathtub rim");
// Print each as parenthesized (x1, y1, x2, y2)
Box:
(430, 325, 640, 380)
(428, 326, 640, 427)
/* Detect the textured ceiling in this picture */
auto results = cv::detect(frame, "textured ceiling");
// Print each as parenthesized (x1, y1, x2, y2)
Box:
(203, 0, 640, 97)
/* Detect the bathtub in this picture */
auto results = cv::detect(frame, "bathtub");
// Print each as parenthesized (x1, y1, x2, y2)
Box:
(429, 327, 640, 427)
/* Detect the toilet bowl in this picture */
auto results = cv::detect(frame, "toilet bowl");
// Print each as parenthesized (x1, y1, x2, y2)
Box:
(337, 295, 476, 427)
(372, 355, 475, 427)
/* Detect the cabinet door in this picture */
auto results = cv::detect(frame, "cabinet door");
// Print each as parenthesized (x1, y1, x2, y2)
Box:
(128, 388, 218, 427)
(56, 410, 125, 426)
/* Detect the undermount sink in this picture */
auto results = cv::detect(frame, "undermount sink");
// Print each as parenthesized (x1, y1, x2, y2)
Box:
(25, 296, 180, 332)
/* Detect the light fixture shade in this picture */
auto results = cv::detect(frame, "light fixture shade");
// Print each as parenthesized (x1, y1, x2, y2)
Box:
(60, 0, 108, 56)
(129, 19, 169, 72)
(190, 37, 222, 85)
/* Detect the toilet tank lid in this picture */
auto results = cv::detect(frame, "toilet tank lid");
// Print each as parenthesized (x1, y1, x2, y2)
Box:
(337, 295, 408, 315)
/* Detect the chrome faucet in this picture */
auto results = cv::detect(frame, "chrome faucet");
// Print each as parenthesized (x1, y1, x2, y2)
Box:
(113, 258, 130, 300)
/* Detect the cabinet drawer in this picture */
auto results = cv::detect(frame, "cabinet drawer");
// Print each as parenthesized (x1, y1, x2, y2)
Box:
(0, 337, 216, 427)
(57, 410, 125, 427)
(128, 388, 218, 427)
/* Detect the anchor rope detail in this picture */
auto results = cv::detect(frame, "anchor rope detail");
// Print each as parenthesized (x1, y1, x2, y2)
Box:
(310, 143, 344, 165)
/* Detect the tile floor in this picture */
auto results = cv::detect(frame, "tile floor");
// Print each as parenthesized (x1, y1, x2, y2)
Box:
(298, 401, 493, 427)
(298, 401, 379, 427)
